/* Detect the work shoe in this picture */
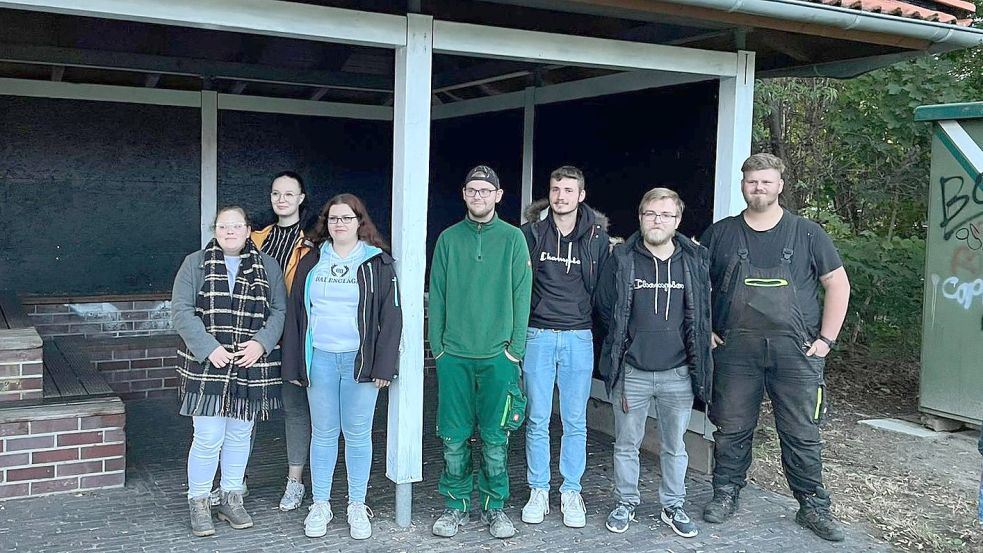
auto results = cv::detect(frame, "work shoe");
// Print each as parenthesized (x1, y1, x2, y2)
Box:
(304, 500, 333, 538)
(347, 502, 374, 540)
(795, 488, 845, 542)
(188, 496, 215, 537)
(605, 502, 635, 533)
(279, 478, 306, 511)
(217, 490, 253, 529)
(661, 506, 699, 538)
(481, 508, 517, 539)
(703, 486, 739, 523)
(521, 488, 550, 524)
(560, 490, 587, 528)
(209, 478, 249, 506)
(432, 508, 468, 537)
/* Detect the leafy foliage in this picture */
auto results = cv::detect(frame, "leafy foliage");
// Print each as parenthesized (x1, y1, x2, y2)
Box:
(754, 12, 982, 357)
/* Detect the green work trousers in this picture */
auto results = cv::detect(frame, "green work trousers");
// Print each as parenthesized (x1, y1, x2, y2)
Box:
(436, 351, 519, 511)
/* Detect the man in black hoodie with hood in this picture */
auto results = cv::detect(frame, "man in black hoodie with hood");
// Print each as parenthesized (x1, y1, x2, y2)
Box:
(595, 187, 712, 538)
(519, 166, 610, 529)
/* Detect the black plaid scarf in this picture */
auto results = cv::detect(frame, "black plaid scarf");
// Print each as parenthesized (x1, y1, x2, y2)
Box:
(177, 238, 282, 421)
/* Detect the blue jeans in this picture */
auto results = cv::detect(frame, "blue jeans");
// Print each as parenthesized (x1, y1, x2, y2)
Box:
(307, 349, 379, 504)
(523, 328, 594, 493)
(612, 364, 694, 508)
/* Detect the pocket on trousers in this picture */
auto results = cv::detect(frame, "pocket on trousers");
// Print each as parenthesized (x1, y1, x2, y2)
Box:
(501, 382, 527, 432)
(673, 365, 690, 379)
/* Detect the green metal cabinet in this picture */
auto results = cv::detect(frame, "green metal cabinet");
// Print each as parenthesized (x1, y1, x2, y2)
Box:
(914, 102, 983, 424)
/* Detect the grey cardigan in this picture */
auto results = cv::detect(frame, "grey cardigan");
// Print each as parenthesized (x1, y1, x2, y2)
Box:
(170, 249, 287, 362)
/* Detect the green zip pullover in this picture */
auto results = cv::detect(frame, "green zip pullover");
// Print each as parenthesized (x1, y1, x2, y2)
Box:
(429, 213, 532, 360)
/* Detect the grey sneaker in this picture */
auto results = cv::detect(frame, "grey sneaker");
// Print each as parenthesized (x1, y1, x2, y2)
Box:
(521, 488, 549, 524)
(605, 502, 635, 533)
(188, 496, 215, 537)
(347, 502, 374, 540)
(305, 500, 333, 538)
(209, 478, 249, 507)
(432, 508, 468, 537)
(560, 490, 587, 528)
(481, 509, 516, 539)
(661, 506, 698, 538)
(216, 490, 253, 529)
(279, 478, 305, 512)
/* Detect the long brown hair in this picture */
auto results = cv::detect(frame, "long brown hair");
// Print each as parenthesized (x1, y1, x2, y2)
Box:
(311, 193, 390, 253)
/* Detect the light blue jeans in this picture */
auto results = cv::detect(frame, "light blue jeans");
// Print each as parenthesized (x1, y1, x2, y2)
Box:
(308, 349, 380, 504)
(612, 363, 694, 508)
(523, 328, 594, 493)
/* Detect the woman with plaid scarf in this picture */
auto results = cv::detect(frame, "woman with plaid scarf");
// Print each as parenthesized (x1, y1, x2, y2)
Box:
(171, 206, 287, 537)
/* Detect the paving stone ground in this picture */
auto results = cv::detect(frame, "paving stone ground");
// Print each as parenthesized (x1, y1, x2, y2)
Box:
(0, 384, 891, 553)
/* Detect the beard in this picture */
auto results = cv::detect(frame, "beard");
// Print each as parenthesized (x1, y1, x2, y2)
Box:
(745, 193, 778, 212)
(467, 201, 495, 220)
(643, 227, 674, 247)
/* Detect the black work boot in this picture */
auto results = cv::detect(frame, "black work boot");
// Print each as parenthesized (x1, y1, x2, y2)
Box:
(795, 487, 844, 542)
(703, 485, 739, 523)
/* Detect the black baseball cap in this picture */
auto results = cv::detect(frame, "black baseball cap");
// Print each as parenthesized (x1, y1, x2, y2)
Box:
(464, 165, 500, 189)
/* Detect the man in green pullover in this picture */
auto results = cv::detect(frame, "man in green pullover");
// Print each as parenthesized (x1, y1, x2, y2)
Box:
(430, 165, 533, 540)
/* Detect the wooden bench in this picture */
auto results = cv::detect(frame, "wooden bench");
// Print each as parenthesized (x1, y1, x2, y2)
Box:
(42, 339, 116, 401)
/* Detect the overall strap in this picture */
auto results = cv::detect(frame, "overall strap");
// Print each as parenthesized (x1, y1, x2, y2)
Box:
(781, 214, 799, 264)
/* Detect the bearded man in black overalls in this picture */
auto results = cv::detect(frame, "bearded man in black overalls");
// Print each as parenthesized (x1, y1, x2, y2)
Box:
(699, 153, 851, 542)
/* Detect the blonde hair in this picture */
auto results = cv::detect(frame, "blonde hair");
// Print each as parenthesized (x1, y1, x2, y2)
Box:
(741, 153, 786, 175)
(638, 187, 684, 215)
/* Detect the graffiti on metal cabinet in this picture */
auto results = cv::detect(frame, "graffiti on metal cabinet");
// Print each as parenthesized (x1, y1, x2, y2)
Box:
(939, 174, 983, 247)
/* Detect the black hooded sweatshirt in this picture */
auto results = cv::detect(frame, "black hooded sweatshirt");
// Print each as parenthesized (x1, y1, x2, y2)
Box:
(625, 240, 687, 371)
(521, 201, 610, 330)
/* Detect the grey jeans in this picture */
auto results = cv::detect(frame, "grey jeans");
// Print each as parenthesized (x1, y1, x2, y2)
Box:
(282, 380, 312, 467)
(612, 364, 694, 509)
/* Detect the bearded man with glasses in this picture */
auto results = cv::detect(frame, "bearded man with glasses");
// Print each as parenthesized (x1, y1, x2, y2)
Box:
(594, 187, 712, 538)
(429, 165, 532, 540)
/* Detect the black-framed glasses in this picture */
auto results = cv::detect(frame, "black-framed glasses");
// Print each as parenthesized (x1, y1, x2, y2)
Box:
(464, 188, 496, 198)
(641, 211, 679, 223)
(327, 215, 358, 225)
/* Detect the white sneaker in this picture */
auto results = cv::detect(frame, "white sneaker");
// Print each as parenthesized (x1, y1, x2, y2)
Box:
(304, 500, 333, 538)
(279, 478, 305, 511)
(521, 488, 550, 524)
(561, 490, 587, 528)
(347, 502, 374, 540)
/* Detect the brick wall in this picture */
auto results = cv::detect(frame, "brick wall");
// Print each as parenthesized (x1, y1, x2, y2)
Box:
(0, 399, 126, 500)
(24, 300, 172, 338)
(0, 330, 44, 404)
(90, 345, 179, 401)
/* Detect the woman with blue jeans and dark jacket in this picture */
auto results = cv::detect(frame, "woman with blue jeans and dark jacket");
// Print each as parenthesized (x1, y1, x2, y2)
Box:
(281, 193, 402, 541)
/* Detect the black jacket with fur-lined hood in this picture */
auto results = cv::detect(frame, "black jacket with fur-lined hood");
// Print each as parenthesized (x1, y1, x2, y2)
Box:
(521, 199, 611, 301)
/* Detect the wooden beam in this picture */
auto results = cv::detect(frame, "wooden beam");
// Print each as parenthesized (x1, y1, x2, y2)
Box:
(388, 12, 432, 525)
(218, 94, 393, 120)
(0, 77, 201, 106)
(0, 43, 393, 92)
(434, 20, 739, 76)
(200, 91, 217, 248)
(713, 51, 755, 221)
(0, 0, 408, 48)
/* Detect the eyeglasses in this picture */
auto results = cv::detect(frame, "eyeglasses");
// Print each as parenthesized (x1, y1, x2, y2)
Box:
(641, 211, 679, 223)
(327, 215, 358, 225)
(215, 223, 247, 231)
(464, 188, 496, 198)
(271, 192, 300, 201)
